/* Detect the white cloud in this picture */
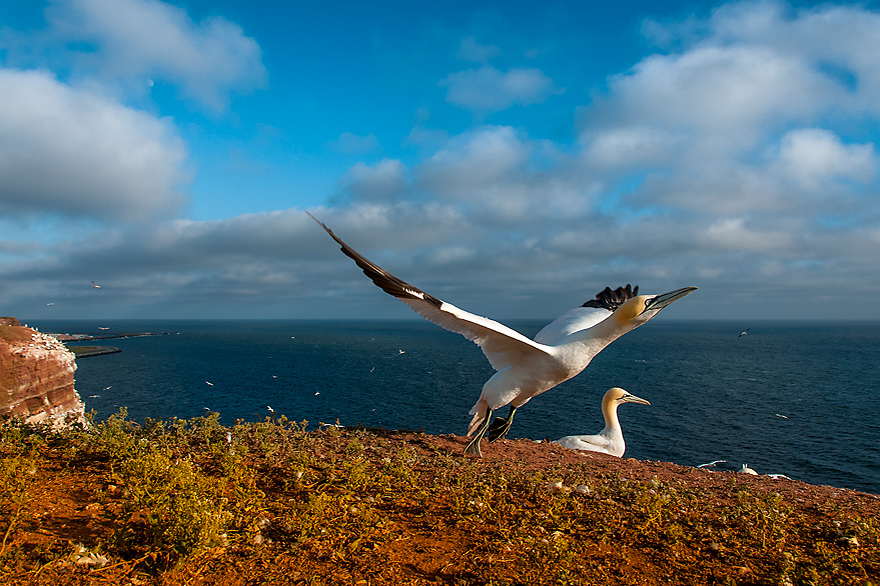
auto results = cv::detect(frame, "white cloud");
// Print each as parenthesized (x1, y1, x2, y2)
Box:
(457, 36, 500, 62)
(702, 217, 791, 251)
(441, 65, 561, 112)
(419, 127, 528, 196)
(774, 128, 876, 190)
(593, 44, 836, 154)
(338, 159, 408, 203)
(46, 0, 266, 111)
(581, 1, 880, 228)
(0, 68, 188, 221)
(582, 126, 683, 168)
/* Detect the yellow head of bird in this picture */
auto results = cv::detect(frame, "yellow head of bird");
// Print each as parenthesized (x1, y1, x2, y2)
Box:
(614, 296, 650, 325)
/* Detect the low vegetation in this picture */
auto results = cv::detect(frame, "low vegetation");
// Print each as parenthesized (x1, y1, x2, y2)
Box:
(0, 411, 877, 585)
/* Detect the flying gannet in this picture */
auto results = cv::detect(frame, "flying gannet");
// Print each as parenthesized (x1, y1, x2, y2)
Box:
(308, 213, 696, 457)
(555, 387, 650, 457)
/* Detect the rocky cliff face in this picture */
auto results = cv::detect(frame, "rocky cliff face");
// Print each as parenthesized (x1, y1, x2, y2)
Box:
(1, 317, 85, 429)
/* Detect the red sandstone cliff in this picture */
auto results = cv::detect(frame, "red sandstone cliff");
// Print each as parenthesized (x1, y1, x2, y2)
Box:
(1, 317, 85, 429)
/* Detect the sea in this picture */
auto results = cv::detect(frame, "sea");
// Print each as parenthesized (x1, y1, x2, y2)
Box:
(26, 318, 880, 495)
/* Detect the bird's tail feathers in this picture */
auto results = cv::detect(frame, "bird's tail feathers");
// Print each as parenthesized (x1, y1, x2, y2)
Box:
(467, 399, 489, 436)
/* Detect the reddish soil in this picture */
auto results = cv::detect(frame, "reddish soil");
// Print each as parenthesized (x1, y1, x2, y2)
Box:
(1, 429, 878, 585)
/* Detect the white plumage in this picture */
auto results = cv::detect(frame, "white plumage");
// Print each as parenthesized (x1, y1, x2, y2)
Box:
(309, 213, 696, 457)
(555, 387, 650, 457)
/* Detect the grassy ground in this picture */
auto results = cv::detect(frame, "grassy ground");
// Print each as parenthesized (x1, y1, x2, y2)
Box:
(0, 411, 877, 585)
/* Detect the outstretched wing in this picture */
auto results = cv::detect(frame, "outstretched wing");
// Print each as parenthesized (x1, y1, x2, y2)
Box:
(533, 285, 639, 346)
(308, 213, 550, 371)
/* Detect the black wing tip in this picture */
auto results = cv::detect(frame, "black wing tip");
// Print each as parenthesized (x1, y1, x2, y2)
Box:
(581, 284, 639, 311)
(308, 211, 444, 310)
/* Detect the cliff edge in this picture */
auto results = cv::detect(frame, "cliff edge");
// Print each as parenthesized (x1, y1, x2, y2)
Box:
(0, 316, 85, 429)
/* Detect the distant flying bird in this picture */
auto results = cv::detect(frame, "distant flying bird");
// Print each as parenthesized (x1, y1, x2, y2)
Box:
(205, 381, 214, 386)
(308, 212, 697, 457)
(92, 281, 101, 288)
(267, 405, 275, 413)
(46, 303, 55, 306)
(739, 328, 750, 337)
(555, 387, 650, 457)
(98, 327, 110, 330)
(696, 460, 728, 469)
(775, 413, 789, 419)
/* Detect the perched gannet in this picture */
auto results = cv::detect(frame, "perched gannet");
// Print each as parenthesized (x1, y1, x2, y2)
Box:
(739, 463, 758, 475)
(308, 213, 697, 457)
(555, 387, 650, 457)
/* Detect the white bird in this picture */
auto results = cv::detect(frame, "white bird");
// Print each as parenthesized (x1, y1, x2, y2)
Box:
(92, 281, 101, 288)
(738, 328, 750, 337)
(696, 459, 728, 469)
(308, 213, 697, 457)
(267, 405, 275, 413)
(555, 387, 650, 457)
(739, 463, 759, 475)
(205, 381, 214, 386)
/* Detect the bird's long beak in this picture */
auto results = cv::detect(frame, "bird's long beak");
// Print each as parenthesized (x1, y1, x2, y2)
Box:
(644, 286, 698, 312)
(623, 393, 651, 406)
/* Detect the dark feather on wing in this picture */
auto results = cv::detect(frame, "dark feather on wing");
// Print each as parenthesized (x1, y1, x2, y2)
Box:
(581, 284, 639, 311)
(308, 213, 443, 309)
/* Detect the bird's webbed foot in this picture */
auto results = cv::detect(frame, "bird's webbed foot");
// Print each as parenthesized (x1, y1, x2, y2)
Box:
(486, 406, 517, 443)
(463, 409, 493, 457)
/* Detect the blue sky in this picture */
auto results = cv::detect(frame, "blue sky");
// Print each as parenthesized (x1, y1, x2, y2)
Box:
(2, 0, 880, 321)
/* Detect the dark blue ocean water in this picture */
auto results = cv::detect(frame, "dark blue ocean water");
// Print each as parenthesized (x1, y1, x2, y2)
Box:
(28, 319, 880, 495)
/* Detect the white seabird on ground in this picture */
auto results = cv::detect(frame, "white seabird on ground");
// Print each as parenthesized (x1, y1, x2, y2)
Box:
(739, 463, 759, 475)
(555, 387, 650, 457)
(308, 213, 696, 457)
